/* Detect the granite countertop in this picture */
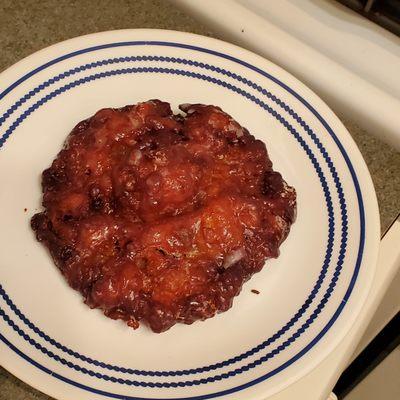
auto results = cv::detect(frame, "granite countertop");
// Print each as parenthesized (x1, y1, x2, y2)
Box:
(0, 0, 399, 399)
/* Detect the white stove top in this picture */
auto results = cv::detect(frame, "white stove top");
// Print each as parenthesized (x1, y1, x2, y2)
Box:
(172, 0, 400, 150)
(170, 2, 400, 399)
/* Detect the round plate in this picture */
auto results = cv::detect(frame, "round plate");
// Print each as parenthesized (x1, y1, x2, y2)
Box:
(0, 29, 379, 400)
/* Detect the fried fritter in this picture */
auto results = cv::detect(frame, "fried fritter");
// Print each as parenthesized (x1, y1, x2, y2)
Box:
(32, 100, 296, 333)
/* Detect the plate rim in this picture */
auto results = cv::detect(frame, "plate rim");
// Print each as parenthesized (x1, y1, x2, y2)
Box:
(0, 28, 380, 400)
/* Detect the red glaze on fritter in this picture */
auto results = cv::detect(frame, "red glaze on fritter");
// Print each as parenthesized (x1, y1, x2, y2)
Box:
(31, 100, 296, 333)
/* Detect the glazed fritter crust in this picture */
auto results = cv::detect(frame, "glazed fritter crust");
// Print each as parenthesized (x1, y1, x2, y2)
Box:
(31, 100, 296, 333)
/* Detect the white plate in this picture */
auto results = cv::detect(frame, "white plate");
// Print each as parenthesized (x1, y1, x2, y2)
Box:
(0, 29, 380, 400)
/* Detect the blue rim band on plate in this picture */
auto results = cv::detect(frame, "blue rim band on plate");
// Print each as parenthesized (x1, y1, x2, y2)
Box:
(0, 56, 340, 376)
(0, 67, 342, 388)
(0, 66, 337, 375)
(0, 41, 361, 400)
(0, 58, 338, 377)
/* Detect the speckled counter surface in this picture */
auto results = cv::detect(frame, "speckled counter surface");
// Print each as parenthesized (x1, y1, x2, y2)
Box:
(0, 0, 399, 399)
